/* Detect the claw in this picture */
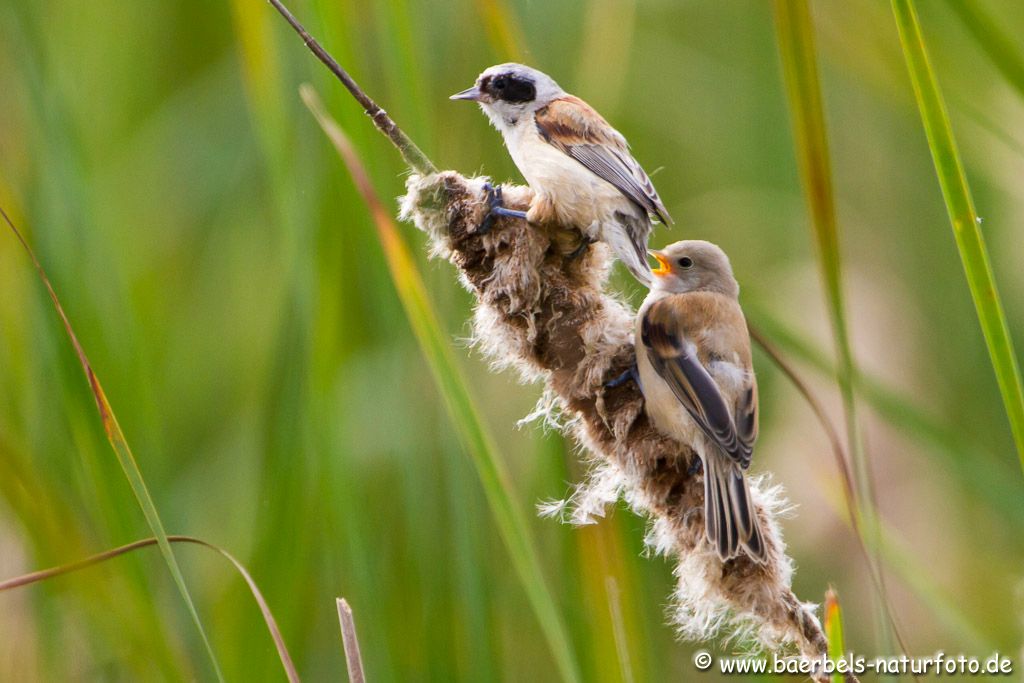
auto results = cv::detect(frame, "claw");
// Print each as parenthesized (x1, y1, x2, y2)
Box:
(478, 182, 528, 235)
(479, 182, 500, 235)
(605, 364, 638, 389)
(567, 233, 596, 260)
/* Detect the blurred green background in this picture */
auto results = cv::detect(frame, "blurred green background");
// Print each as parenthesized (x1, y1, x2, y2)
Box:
(1, 0, 1023, 680)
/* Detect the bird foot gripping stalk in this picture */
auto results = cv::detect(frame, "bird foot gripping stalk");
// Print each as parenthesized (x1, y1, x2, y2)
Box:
(478, 182, 528, 235)
(604, 364, 638, 389)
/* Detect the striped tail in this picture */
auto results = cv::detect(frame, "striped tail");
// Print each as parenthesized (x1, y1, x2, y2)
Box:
(703, 454, 766, 563)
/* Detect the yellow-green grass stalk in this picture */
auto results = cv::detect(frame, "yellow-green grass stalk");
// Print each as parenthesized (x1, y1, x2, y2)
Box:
(0, 207, 224, 681)
(772, 0, 899, 657)
(772, 0, 867, 517)
(377, 0, 432, 145)
(540, 431, 647, 683)
(574, 522, 639, 683)
(230, 4, 336, 676)
(300, 86, 582, 683)
(892, 0, 1024, 473)
(574, 0, 638, 118)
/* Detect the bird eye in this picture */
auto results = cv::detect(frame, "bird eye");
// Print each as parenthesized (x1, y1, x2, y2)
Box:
(490, 75, 536, 102)
(678, 257, 693, 269)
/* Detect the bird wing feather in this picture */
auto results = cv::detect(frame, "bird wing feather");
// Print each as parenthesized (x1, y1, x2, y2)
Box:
(535, 96, 671, 225)
(734, 381, 758, 468)
(641, 297, 753, 467)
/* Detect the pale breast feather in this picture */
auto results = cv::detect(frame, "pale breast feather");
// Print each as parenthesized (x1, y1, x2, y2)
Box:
(534, 96, 672, 225)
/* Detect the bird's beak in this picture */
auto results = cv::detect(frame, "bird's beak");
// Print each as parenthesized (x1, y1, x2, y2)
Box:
(648, 250, 671, 277)
(450, 86, 482, 102)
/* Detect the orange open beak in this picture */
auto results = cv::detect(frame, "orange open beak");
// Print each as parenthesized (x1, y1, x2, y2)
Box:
(649, 250, 670, 276)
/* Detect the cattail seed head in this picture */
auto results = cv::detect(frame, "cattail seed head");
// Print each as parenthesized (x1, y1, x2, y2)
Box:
(400, 171, 835, 680)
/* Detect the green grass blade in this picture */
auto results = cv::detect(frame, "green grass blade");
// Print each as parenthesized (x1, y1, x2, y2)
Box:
(300, 86, 582, 683)
(771, 5, 929, 668)
(823, 588, 845, 683)
(773, 0, 865, 506)
(892, 0, 1024, 472)
(0, 536, 298, 682)
(0, 206, 224, 682)
(750, 310, 1024, 529)
(773, 1, 902, 656)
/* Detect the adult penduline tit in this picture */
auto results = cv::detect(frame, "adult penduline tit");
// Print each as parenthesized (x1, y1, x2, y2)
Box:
(450, 63, 671, 284)
(635, 240, 766, 562)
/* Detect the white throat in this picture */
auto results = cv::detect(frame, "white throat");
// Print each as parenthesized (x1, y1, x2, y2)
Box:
(650, 276, 686, 295)
(481, 102, 531, 135)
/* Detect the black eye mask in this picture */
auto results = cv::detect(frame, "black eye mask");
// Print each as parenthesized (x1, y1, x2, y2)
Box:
(486, 74, 536, 103)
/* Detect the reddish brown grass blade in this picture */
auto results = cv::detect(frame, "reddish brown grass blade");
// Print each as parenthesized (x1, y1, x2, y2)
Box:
(0, 535, 299, 683)
(0, 204, 222, 678)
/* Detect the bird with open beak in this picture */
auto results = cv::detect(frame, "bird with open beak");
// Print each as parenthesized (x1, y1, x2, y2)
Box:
(635, 240, 766, 563)
(451, 63, 671, 285)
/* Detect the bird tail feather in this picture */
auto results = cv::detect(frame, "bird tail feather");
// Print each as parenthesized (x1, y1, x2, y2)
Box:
(703, 455, 766, 563)
(618, 244, 652, 286)
(602, 219, 652, 286)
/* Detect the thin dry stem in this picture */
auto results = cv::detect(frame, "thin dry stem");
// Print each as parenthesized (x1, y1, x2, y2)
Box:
(752, 326, 909, 667)
(0, 535, 299, 683)
(267, 0, 435, 175)
(336, 598, 366, 683)
(749, 326, 857, 526)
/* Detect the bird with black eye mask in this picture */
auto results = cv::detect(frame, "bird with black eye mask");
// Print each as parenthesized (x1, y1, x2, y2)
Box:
(451, 63, 671, 285)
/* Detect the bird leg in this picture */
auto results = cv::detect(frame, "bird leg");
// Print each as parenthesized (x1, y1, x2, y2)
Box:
(478, 182, 527, 235)
(567, 232, 596, 260)
(604, 364, 638, 389)
(688, 456, 704, 476)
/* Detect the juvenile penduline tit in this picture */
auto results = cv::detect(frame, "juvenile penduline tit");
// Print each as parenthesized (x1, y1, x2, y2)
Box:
(635, 240, 766, 562)
(450, 63, 671, 284)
